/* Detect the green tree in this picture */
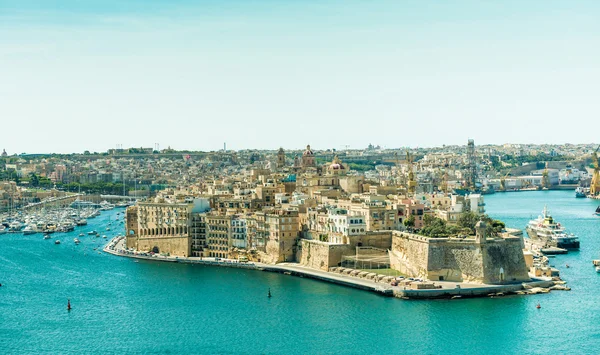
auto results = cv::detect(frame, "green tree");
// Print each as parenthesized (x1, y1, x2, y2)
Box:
(28, 172, 40, 187)
(403, 215, 415, 228)
(457, 211, 480, 234)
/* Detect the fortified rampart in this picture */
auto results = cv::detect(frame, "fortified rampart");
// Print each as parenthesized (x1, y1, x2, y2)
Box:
(298, 240, 354, 271)
(390, 222, 530, 284)
(297, 231, 393, 271)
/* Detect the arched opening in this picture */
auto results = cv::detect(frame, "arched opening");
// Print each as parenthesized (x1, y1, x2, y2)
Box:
(152, 246, 159, 253)
(499, 267, 505, 282)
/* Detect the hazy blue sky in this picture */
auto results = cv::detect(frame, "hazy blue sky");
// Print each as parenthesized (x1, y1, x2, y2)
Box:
(1, 1, 598, 154)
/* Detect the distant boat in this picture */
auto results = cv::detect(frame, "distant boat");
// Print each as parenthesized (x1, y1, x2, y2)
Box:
(595, 206, 600, 216)
(22, 226, 37, 235)
(54, 240, 61, 245)
(76, 219, 88, 226)
(575, 187, 587, 198)
(43, 234, 51, 240)
(74, 238, 80, 244)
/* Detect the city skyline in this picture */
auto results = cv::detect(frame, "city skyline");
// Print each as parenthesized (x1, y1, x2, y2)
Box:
(1, 0, 599, 154)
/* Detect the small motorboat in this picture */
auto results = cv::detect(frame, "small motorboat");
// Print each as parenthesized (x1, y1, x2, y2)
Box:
(79, 233, 85, 237)
(43, 234, 51, 240)
(102, 235, 107, 239)
(106, 227, 111, 231)
(595, 206, 600, 216)
(596, 266, 600, 273)
(54, 240, 61, 245)
(74, 238, 80, 245)
(87, 231, 97, 235)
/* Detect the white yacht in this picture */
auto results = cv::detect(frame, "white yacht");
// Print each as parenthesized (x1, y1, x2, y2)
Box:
(22, 226, 37, 235)
(99, 201, 115, 211)
(8, 221, 23, 232)
(526, 205, 580, 250)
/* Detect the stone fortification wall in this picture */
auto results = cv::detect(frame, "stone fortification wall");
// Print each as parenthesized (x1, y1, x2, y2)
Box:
(299, 240, 353, 271)
(427, 239, 483, 282)
(389, 233, 429, 278)
(482, 239, 530, 283)
(349, 231, 392, 250)
(129, 236, 191, 257)
(391, 232, 530, 284)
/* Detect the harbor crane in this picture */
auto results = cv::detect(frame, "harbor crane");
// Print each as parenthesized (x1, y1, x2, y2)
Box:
(590, 145, 600, 196)
(406, 150, 417, 196)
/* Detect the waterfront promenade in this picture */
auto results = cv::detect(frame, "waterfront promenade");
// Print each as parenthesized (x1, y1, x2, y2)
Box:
(104, 237, 557, 299)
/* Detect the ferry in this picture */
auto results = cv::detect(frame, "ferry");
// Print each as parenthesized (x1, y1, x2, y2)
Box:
(526, 206, 580, 250)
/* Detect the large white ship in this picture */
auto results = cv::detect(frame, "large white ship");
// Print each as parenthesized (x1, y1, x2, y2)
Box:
(526, 206, 580, 249)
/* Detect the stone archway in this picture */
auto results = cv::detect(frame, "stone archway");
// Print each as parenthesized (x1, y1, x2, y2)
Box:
(152, 246, 159, 253)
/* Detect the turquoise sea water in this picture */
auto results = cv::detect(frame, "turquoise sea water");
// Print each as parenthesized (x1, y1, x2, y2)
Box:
(1, 191, 599, 354)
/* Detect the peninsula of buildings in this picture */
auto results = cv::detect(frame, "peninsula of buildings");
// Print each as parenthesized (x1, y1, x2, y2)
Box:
(1, 142, 584, 298)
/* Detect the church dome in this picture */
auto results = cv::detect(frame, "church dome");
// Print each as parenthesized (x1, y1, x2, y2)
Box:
(303, 145, 313, 156)
(329, 155, 345, 170)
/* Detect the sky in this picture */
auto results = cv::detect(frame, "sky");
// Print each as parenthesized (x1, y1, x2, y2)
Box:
(0, 0, 599, 154)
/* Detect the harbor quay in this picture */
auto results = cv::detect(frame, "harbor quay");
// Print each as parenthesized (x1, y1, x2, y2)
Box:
(104, 236, 561, 300)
